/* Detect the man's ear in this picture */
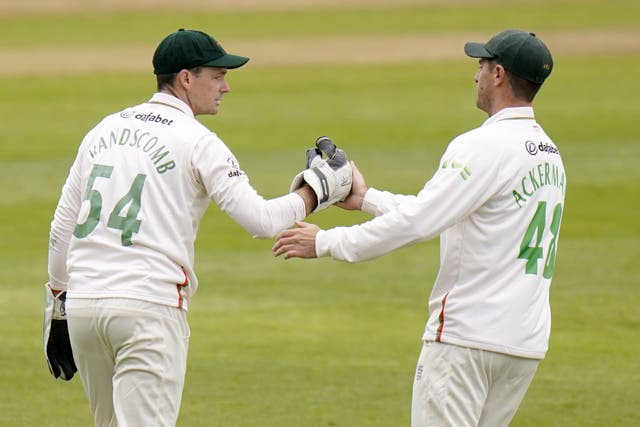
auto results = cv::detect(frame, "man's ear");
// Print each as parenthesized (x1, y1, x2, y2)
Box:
(175, 69, 191, 89)
(494, 64, 507, 86)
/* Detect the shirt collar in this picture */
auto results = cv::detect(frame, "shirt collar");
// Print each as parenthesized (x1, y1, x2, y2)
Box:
(482, 106, 535, 127)
(148, 92, 194, 118)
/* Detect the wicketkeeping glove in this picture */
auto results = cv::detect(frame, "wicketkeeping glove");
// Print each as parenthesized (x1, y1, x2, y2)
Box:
(43, 283, 77, 381)
(290, 136, 353, 212)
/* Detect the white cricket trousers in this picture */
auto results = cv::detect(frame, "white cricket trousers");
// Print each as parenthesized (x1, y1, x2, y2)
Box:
(411, 341, 539, 427)
(66, 298, 190, 427)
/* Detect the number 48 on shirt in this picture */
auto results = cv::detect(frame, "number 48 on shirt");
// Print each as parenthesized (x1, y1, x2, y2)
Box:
(519, 201, 563, 279)
(73, 163, 147, 246)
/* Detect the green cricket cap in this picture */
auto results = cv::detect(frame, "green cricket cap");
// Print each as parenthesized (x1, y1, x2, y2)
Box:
(464, 30, 553, 84)
(153, 29, 249, 75)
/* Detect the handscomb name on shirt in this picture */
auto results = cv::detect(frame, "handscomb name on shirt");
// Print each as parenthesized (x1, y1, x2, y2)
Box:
(512, 161, 565, 207)
(88, 128, 176, 174)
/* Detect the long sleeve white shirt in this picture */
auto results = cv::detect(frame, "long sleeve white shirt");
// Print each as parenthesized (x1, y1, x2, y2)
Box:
(49, 93, 305, 310)
(316, 107, 566, 359)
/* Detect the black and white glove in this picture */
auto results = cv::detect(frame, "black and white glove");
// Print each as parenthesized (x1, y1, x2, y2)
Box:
(290, 136, 352, 212)
(43, 283, 76, 381)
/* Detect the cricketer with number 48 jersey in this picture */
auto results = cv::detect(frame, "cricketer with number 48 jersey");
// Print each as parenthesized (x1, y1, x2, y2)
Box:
(315, 106, 566, 359)
(48, 93, 306, 310)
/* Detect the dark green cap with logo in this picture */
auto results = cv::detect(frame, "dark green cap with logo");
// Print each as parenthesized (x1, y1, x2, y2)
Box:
(153, 29, 249, 75)
(464, 30, 553, 84)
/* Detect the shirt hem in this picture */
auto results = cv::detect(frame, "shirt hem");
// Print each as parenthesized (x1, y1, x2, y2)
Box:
(422, 332, 546, 360)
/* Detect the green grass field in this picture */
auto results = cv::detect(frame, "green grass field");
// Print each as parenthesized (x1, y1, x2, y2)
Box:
(1, 1, 639, 426)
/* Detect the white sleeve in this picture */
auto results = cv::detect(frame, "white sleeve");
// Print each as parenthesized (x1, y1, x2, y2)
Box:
(361, 187, 418, 216)
(48, 153, 83, 290)
(192, 136, 305, 239)
(316, 136, 502, 262)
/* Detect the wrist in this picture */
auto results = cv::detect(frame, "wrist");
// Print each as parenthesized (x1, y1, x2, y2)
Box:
(315, 229, 330, 258)
(360, 188, 380, 215)
(295, 185, 318, 216)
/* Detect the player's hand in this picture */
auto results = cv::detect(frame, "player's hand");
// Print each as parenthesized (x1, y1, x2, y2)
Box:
(336, 161, 368, 211)
(273, 221, 321, 259)
(290, 136, 352, 213)
(43, 283, 77, 381)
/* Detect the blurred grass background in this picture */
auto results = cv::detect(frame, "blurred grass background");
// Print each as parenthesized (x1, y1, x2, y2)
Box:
(1, 1, 639, 426)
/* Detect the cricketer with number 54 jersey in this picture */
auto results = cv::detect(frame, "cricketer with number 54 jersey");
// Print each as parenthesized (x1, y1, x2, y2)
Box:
(48, 93, 307, 310)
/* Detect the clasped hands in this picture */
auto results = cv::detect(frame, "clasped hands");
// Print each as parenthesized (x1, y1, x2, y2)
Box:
(274, 136, 366, 259)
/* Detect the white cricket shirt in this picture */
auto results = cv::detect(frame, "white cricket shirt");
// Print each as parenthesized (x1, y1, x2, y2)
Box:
(49, 93, 306, 310)
(316, 107, 566, 359)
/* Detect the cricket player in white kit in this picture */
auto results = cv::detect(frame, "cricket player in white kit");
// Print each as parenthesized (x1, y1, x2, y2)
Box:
(274, 30, 565, 426)
(43, 29, 352, 427)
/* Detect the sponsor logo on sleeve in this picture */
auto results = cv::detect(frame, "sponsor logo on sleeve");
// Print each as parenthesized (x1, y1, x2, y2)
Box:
(441, 159, 472, 181)
(227, 156, 244, 178)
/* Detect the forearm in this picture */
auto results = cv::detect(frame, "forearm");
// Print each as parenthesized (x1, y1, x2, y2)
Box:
(48, 204, 77, 290)
(221, 184, 307, 239)
(48, 162, 82, 290)
(315, 207, 433, 263)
